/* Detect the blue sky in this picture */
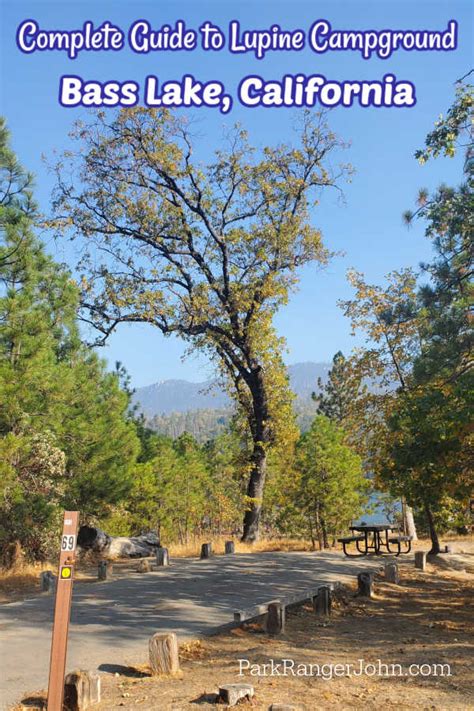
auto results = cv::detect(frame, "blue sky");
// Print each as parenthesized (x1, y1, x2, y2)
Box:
(1, 0, 472, 387)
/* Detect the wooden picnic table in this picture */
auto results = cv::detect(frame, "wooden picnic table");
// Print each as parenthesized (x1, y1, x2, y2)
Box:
(350, 524, 393, 555)
(338, 523, 412, 557)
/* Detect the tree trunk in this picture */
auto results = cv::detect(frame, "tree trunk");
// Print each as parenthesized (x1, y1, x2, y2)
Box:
(404, 503, 418, 541)
(320, 515, 329, 549)
(241, 368, 270, 542)
(424, 502, 441, 554)
(314, 503, 324, 550)
(241, 441, 267, 541)
(308, 514, 316, 550)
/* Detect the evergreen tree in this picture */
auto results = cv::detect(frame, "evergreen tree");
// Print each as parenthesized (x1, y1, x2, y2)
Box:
(0, 120, 139, 560)
(313, 350, 365, 423)
(291, 416, 367, 549)
(340, 85, 473, 553)
(382, 84, 473, 553)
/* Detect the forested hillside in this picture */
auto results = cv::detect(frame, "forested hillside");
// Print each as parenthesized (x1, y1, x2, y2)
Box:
(134, 363, 324, 441)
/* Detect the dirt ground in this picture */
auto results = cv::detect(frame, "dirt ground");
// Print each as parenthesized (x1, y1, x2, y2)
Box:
(16, 561, 474, 711)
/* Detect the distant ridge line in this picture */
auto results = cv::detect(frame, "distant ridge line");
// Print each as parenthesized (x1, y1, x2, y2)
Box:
(133, 361, 330, 417)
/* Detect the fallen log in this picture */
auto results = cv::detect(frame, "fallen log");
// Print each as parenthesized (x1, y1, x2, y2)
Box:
(77, 526, 160, 559)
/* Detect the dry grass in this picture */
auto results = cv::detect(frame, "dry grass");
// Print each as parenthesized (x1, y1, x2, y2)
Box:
(0, 561, 51, 603)
(167, 534, 474, 558)
(167, 535, 315, 558)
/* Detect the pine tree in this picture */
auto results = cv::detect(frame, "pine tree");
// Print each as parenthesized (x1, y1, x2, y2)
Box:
(292, 416, 367, 549)
(313, 351, 365, 423)
(0, 120, 139, 560)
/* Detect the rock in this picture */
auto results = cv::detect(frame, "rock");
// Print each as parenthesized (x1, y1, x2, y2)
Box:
(269, 705, 306, 711)
(225, 541, 235, 554)
(64, 670, 101, 710)
(149, 632, 180, 675)
(219, 683, 254, 706)
(266, 601, 285, 634)
(137, 559, 152, 573)
(40, 571, 56, 593)
(415, 551, 427, 571)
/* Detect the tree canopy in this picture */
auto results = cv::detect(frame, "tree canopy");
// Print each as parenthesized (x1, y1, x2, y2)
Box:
(53, 107, 350, 540)
(0, 120, 139, 560)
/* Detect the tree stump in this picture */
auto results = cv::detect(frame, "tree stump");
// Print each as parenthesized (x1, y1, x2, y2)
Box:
(40, 571, 55, 593)
(444, 544, 453, 554)
(97, 561, 108, 581)
(384, 562, 399, 584)
(415, 551, 427, 570)
(149, 632, 180, 675)
(313, 586, 332, 617)
(225, 541, 235, 554)
(266, 601, 285, 634)
(218, 684, 254, 706)
(137, 559, 151, 573)
(156, 547, 169, 566)
(357, 572, 373, 597)
(64, 670, 101, 710)
(200, 543, 212, 559)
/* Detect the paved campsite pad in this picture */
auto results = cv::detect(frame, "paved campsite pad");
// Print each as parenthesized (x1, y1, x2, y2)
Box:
(0, 550, 385, 709)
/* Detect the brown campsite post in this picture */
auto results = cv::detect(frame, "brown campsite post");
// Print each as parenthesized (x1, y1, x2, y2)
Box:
(47, 510, 79, 711)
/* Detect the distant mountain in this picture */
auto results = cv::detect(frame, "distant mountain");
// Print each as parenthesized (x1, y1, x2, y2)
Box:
(133, 378, 228, 416)
(133, 362, 330, 417)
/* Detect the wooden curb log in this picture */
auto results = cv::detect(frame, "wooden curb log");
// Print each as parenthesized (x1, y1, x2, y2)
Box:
(156, 547, 169, 566)
(200, 542, 212, 559)
(384, 562, 400, 584)
(234, 583, 336, 626)
(357, 571, 374, 597)
(40, 570, 56, 593)
(225, 541, 235, 554)
(97, 561, 109, 581)
(64, 670, 101, 710)
(313, 585, 332, 617)
(149, 632, 180, 675)
(219, 683, 254, 706)
(415, 551, 427, 570)
(265, 601, 285, 635)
